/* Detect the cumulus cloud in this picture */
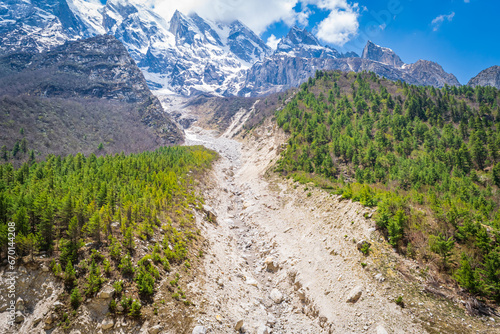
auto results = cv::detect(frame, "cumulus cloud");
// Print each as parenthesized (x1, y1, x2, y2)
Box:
(309, 0, 360, 46)
(431, 12, 455, 31)
(135, 0, 360, 45)
(150, 0, 297, 35)
(266, 34, 281, 49)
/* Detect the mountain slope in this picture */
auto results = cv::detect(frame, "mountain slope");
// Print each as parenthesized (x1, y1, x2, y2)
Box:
(275, 69, 500, 302)
(0, 34, 183, 162)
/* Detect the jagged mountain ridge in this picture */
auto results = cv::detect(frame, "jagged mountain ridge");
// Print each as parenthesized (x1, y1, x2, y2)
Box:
(0, 0, 467, 97)
(241, 40, 461, 96)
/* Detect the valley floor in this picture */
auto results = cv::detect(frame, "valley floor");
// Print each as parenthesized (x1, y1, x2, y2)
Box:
(182, 120, 421, 333)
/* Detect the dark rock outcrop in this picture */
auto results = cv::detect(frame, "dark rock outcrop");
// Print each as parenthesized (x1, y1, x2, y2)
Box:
(468, 65, 500, 89)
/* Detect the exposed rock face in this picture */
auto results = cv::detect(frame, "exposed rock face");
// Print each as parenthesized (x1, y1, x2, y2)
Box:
(468, 65, 500, 89)
(362, 40, 404, 68)
(227, 20, 270, 63)
(241, 39, 461, 96)
(240, 56, 412, 96)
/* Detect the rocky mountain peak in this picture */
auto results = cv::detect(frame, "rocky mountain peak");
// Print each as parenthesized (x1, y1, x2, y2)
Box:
(276, 26, 340, 59)
(285, 25, 321, 47)
(168, 10, 196, 45)
(468, 65, 500, 89)
(227, 19, 270, 63)
(362, 40, 404, 68)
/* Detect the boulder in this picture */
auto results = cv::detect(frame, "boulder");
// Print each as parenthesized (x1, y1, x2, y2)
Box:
(243, 202, 254, 209)
(101, 318, 114, 330)
(264, 257, 279, 272)
(267, 314, 276, 326)
(297, 288, 307, 301)
(16, 297, 24, 310)
(202, 205, 217, 223)
(192, 326, 207, 334)
(44, 313, 54, 324)
(14, 311, 24, 323)
(149, 325, 163, 334)
(270, 288, 284, 304)
(98, 285, 115, 299)
(246, 277, 258, 287)
(235, 319, 244, 331)
(346, 285, 363, 303)
(44, 314, 55, 330)
(257, 325, 270, 334)
(117, 304, 124, 312)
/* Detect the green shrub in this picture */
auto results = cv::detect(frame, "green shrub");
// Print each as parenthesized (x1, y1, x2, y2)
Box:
(70, 287, 81, 310)
(112, 280, 124, 294)
(64, 260, 76, 287)
(109, 299, 117, 312)
(136, 268, 155, 296)
(129, 300, 142, 318)
(119, 254, 134, 276)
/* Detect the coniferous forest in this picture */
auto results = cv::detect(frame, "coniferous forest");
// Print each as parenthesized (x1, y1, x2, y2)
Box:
(276, 70, 500, 302)
(0, 146, 216, 320)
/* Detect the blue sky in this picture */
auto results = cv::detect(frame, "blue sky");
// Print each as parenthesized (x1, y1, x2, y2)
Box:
(258, 0, 500, 84)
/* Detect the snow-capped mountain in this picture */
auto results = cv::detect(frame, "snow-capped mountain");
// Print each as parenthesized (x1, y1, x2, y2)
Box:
(0, 0, 90, 54)
(136, 9, 271, 95)
(0, 0, 463, 97)
(0, 0, 271, 96)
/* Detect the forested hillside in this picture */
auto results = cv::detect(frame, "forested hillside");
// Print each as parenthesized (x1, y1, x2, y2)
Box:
(0, 146, 216, 329)
(275, 70, 500, 302)
(0, 35, 183, 166)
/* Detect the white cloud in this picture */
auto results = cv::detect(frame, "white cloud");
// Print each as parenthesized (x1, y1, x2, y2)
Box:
(151, 0, 298, 35)
(266, 34, 281, 49)
(307, 0, 360, 46)
(431, 12, 455, 31)
(133, 0, 360, 45)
